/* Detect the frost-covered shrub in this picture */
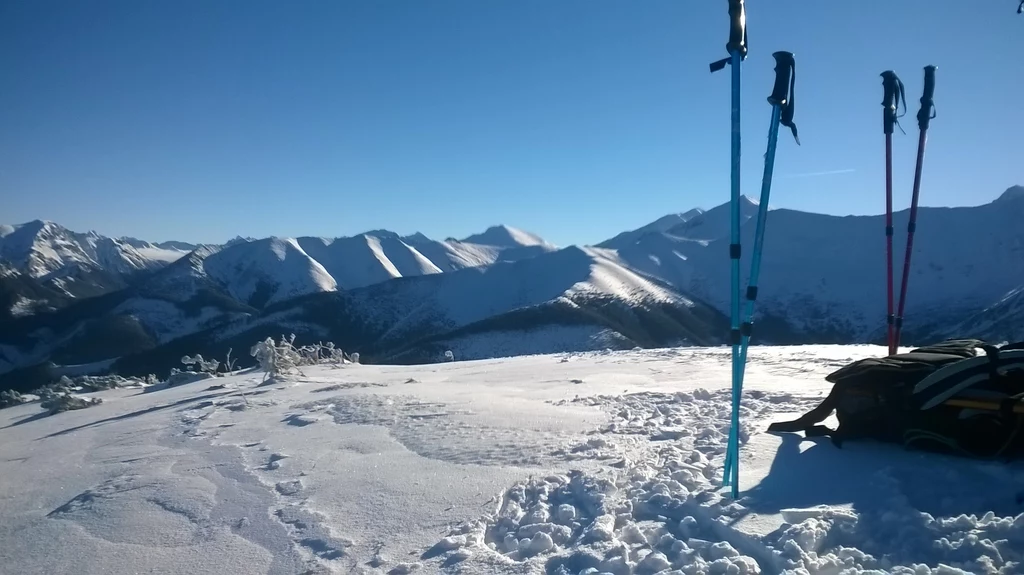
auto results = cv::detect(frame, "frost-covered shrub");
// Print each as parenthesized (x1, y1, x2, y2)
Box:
(165, 370, 215, 387)
(250, 334, 305, 382)
(181, 354, 220, 375)
(224, 348, 237, 373)
(294, 341, 354, 366)
(31, 373, 147, 398)
(298, 343, 323, 364)
(246, 336, 357, 380)
(40, 393, 102, 415)
(322, 342, 347, 365)
(0, 390, 28, 409)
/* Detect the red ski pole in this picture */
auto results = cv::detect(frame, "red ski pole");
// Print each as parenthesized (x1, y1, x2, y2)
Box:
(893, 66, 937, 350)
(880, 70, 905, 355)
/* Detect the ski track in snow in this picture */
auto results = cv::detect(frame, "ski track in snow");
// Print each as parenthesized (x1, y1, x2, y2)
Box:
(1, 345, 1022, 574)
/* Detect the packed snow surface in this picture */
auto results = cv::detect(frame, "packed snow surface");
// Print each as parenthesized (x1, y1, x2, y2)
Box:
(1, 345, 1021, 574)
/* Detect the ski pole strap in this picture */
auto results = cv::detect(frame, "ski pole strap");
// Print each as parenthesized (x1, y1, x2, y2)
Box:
(709, 0, 747, 72)
(881, 70, 907, 135)
(768, 51, 799, 144)
(917, 65, 937, 130)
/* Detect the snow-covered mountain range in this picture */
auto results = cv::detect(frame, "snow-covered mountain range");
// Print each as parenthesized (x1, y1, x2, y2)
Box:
(2, 186, 1022, 388)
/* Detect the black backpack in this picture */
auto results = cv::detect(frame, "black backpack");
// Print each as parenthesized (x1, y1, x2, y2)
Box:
(768, 339, 1024, 459)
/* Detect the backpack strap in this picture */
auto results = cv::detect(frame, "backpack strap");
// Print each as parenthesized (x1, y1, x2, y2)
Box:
(767, 386, 841, 433)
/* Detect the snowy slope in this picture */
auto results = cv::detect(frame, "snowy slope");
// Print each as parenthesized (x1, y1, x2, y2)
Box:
(598, 208, 706, 249)
(462, 224, 553, 248)
(103, 244, 723, 375)
(613, 189, 1024, 343)
(0, 263, 70, 318)
(295, 233, 443, 290)
(0, 237, 707, 380)
(664, 195, 760, 241)
(8, 189, 1023, 375)
(140, 245, 225, 302)
(119, 236, 197, 259)
(944, 284, 1024, 343)
(1, 345, 1020, 574)
(147, 225, 558, 304)
(0, 221, 192, 318)
(347, 245, 697, 343)
(0, 220, 188, 280)
(201, 237, 338, 307)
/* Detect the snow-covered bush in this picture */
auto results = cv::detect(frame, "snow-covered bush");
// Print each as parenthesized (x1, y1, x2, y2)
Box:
(297, 343, 325, 364)
(250, 334, 305, 382)
(244, 336, 359, 380)
(320, 342, 349, 365)
(165, 369, 216, 387)
(250, 338, 278, 380)
(181, 354, 221, 375)
(223, 348, 237, 373)
(31, 373, 150, 398)
(40, 393, 102, 415)
(0, 390, 28, 409)
(444, 350, 455, 362)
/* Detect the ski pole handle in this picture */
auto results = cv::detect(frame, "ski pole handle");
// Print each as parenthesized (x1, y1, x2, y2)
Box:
(768, 51, 794, 106)
(881, 70, 901, 135)
(917, 65, 936, 130)
(767, 51, 800, 144)
(727, 0, 747, 57)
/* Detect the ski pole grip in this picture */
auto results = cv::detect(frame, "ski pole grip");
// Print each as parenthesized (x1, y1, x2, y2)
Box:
(768, 51, 794, 105)
(881, 70, 899, 135)
(727, 0, 747, 57)
(917, 65, 936, 130)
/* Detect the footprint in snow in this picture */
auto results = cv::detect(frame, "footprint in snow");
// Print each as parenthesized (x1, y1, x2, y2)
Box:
(275, 480, 303, 496)
(283, 414, 319, 426)
(265, 453, 288, 470)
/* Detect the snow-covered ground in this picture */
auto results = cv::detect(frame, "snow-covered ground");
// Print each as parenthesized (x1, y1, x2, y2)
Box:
(1, 345, 1021, 574)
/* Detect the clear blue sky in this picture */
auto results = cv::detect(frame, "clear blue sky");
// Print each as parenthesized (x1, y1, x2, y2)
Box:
(2, 1, 1021, 247)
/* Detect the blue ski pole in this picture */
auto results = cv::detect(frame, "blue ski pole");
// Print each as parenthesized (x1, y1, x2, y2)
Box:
(722, 52, 800, 498)
(709, 0, 746, 500)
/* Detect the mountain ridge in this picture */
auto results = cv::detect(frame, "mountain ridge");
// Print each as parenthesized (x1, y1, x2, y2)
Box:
(2, 186, 1021, 388)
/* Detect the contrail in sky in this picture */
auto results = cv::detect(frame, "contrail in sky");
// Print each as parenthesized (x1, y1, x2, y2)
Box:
(781, 168, 857, 179)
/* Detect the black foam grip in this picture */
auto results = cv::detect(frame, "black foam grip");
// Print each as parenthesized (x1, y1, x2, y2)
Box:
(768, 52, 794, 105)
(917, 65, 936, 130)
(881, 71, 900, 135)
(727, 0, 747, 57)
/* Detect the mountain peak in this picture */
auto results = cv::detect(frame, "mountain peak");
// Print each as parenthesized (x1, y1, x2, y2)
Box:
(996, 185, 1024, 203)
(461, 225, 550, 248)
(13, 219, 60, 236)
(224, 236, 256, 247)
(402, 232, 433, 245)
(359, 229, 402, 240)
(596, 207, 707, 250)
